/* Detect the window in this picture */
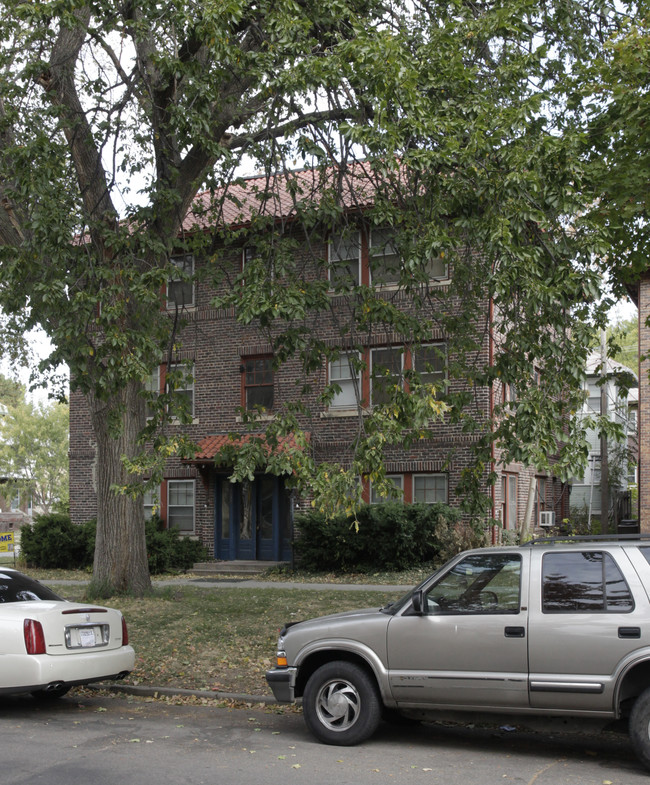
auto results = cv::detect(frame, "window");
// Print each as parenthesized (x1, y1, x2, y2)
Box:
(370, 474, 404, 504)
(329, 352, 360, 410)
(242, 246, 257, 269)
(542, 552, 633, 613)
(414, 474, 448, 504)
(243, 356, 274, 410)
(502, 473, 518, 530)
(586, 381, 601, 414)
(145, 366, 161, 419)
(369, 227, 400, 285)
(167, 480, 195, 533)
(143, 487, 159, 520)
(533, 476, 547, 526)
(167, 254, 194, 309)
(371, 347, 403, 405)
(329, 231, 360, 288)
(425, 553, 521, 615)
(413, 343, 446, 387)
(422, 253, 448, 280)
(168, 363, 195, 418)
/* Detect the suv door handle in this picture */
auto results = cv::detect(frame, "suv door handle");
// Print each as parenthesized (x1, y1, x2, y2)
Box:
(504, 626, 526, 638)
(619, 627, 641, 639)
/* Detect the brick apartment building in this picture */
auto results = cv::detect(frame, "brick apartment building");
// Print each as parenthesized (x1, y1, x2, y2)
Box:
(69, 168, 569, 562)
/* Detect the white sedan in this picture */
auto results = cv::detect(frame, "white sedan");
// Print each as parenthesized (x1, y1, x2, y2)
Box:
(0, 568, 135, 699)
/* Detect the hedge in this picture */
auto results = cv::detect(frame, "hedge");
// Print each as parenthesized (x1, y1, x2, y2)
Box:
(20, 513, 207, 574)
(293, 502, 481, 572)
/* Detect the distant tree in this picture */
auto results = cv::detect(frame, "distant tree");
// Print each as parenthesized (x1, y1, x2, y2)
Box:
(0, 400, 69, 514)
(610, 317, 639, 374)
(0, 373, 25, 409)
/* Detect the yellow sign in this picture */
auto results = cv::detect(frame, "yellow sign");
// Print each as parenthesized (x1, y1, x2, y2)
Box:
(0, 532, 14, 552)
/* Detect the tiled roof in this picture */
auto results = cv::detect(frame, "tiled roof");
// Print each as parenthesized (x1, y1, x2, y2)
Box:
(189, 432, 310, 463)
(181, 163, 384, 233)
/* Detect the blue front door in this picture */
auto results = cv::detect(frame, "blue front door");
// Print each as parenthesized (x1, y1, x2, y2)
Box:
(215, 474, 292, 561)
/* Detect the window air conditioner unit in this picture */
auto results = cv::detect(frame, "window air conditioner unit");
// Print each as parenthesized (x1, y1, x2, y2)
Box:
(539, 511, 555, 528)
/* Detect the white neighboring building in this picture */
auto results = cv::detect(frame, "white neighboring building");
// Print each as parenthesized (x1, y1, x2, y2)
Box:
(571, 352, 638, 525)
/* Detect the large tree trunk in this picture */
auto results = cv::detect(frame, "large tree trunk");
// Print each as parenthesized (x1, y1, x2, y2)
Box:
(89, 378, 151, 597)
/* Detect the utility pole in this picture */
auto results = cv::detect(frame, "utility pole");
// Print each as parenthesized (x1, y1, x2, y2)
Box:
(600, 330, 610, 533)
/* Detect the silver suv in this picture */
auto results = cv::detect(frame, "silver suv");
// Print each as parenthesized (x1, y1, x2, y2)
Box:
(266, 536, 650, 770)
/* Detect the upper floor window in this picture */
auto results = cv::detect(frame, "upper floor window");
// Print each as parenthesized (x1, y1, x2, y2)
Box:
(329, 231, 361, 289)
(413, 474, 448, 504)
(167, 254, 195, 309)
(329, 352, 361, 410)
(167, 479, 195, 533)
(369, 227, 401, 286)
(371, 347, 403, 406)
(145, 366, 161, 419)
(413, 343, 446, 387)
(243, 356, 274, 410)
(168, 363, 195, 418)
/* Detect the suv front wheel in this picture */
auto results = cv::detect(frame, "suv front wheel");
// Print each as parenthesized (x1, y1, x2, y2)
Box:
(303, 661, 382, 745)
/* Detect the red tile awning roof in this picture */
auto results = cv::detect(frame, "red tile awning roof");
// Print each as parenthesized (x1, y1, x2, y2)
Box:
(181, 162, 388, 233)
(186, 432, 310, 465)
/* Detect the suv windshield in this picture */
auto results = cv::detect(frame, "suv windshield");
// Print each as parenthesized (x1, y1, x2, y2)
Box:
(0, 571, 63, 602)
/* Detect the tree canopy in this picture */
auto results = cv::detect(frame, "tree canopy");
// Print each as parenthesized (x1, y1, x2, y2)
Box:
(0, 0, 642, 593)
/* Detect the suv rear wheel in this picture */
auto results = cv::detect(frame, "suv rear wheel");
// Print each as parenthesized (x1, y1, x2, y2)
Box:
(303, 661, 382, 745)
(630, 686, 650, 770)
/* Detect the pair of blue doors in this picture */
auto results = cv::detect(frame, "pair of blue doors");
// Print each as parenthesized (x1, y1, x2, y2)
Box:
(215, 474, 292, 561)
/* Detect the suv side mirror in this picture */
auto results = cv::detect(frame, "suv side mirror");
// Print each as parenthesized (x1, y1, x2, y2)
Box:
(411, 589, 426, 615)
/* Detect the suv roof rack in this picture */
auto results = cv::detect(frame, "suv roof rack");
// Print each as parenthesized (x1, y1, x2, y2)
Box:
(523, 533, 650, 546)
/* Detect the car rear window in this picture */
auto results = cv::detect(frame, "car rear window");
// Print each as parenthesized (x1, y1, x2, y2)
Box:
(542, 551, 634, 613)
(0, 572, 63, 602)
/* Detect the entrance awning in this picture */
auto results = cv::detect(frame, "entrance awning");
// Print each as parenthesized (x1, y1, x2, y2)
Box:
(184, 432, 310, 468)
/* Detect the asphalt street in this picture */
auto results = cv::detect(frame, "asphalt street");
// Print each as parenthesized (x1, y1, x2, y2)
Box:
(0, 691, 646, 785)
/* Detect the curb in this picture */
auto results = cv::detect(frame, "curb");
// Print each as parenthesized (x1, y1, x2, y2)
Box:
(93, 683, 278, 705)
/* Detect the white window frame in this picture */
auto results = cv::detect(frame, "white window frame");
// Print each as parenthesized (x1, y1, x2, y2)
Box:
(413, 342, 447, 387)
(167, 479, 195, 533)
(370, 474, 404, 504)
(329, 231, 361, 288)
(413, 473, 448, 504)
(145, 366, 161, 419)
(371, 347, 403, 406)
(166, 254, 195, 309)
(329, 351, 361, 410)
(143, 487, 160, 520)
(369, 227, 401, 286)
(168, 362, 195, 418)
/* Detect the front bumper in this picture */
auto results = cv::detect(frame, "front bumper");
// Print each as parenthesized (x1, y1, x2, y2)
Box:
(266, 667, 298, 703)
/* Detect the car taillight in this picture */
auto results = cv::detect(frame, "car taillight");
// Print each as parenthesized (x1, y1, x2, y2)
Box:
(121, 615, 129, 646)
(24, 619, 46, 655)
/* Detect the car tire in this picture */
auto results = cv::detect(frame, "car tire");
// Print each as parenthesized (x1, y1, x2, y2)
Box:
(303, 661, 382, 746)
(630, 687, 650, 770)
(30, 685, 72, 700)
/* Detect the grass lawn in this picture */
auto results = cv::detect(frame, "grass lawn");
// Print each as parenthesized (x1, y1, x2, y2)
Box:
(1, 557, 422, 698)
(57, 583, 401, 697)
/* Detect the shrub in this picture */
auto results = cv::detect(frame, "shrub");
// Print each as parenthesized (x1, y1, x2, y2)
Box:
(21, 513, 93, 569)
(20, 514, 207, 573)
(294, 502, 478, 572)
(145, 516, 208, 574)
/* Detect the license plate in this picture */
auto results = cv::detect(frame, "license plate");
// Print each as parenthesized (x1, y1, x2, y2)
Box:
(79, 627, 97, 647)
